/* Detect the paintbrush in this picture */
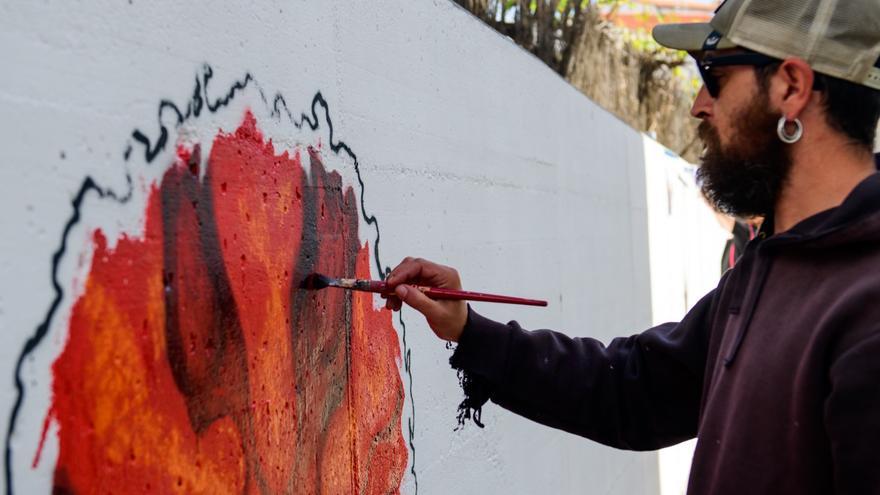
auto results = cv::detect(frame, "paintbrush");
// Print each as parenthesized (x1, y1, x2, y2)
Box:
(300, 273, 548, 307)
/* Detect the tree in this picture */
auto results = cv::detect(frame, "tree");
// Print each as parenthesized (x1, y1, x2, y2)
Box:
(454, 0, 701, 162)
(454, 0, 594, 76)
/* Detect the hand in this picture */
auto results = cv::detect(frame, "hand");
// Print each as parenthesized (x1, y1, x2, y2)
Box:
(384, 257, 467, 342)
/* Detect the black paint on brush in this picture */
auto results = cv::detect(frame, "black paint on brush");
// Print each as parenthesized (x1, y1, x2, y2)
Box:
(5, 64, 419, 494)
(299, 273, 332, 290)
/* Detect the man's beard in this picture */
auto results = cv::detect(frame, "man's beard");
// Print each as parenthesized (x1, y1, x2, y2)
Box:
(696, 92, 793, 219)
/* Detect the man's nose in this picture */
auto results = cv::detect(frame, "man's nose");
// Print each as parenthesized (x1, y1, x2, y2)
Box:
(690, 85, 713, 119)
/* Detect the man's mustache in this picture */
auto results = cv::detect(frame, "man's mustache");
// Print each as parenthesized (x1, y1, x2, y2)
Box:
(697, 121, 717, 159)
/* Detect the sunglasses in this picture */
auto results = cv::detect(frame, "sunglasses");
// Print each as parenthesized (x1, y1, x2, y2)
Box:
(697, 52, 781, 98)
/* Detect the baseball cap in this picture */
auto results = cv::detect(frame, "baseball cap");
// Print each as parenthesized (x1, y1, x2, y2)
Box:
(652, 0, 880, 90)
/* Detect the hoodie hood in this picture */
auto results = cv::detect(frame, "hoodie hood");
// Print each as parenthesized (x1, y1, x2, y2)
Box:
(764, 172, 880, 250)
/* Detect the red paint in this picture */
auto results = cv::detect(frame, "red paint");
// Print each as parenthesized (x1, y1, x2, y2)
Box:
(31, 405, 54, 469)
(46, 111, 407, 493)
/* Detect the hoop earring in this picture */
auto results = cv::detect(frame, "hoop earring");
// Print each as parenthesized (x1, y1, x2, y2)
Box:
(777, 117, 803, 144)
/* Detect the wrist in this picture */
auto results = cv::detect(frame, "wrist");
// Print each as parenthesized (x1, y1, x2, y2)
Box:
(448, 304, 471, 343)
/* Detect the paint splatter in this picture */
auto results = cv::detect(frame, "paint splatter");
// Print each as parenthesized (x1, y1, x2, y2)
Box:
(44, 111, 407, 493)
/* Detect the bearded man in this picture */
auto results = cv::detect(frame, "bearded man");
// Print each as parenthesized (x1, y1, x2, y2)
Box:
(383, 1, 880, 493)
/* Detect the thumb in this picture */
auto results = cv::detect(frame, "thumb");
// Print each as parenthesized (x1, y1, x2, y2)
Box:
(395, 284, 439, 316)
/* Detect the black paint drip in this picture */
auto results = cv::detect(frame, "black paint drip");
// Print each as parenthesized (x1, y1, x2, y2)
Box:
(4, 64, 418, 495)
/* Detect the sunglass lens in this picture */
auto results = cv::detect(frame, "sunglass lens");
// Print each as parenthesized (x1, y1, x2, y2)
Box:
(698, 64, 719, 98)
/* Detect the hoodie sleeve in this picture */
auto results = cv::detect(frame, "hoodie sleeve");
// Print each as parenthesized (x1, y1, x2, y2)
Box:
(449, 289, 717, 451)
(825, 329, 880, 494)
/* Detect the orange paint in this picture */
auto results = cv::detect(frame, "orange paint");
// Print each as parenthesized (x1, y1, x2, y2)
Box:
(46, 111, 407, 493)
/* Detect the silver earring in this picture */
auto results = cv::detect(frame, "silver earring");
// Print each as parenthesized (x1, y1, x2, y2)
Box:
(777, 117, 803, 144)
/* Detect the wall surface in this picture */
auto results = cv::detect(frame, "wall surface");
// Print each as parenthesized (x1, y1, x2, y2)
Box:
(640, 139, 729, 495)
(1, 1, 669, 493)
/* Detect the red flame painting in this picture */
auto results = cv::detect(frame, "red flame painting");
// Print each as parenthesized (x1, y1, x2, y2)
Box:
(43, 111, 408, 493)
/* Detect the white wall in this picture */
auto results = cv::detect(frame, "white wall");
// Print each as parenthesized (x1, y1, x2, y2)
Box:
(640, 139, 730, 495)
(1, 1, 668, 493)
(875, 122, 879, 152)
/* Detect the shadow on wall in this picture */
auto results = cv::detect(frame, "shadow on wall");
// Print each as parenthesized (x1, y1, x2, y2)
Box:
(7, 66, 416, 494)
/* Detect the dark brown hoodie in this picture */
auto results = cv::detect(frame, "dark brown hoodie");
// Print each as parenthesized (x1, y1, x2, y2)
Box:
(451, 172, 880, 494)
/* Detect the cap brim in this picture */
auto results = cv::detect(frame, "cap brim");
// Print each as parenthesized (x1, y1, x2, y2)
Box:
(652, 23, 737, 52)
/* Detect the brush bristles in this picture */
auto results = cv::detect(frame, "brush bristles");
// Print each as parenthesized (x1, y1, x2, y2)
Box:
(300, 273, 332, 290)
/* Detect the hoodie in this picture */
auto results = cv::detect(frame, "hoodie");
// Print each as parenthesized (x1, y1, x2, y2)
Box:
(450, 172, 880, 494)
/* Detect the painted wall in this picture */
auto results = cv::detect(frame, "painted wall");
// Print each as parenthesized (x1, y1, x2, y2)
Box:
(0, 1, 702, 493)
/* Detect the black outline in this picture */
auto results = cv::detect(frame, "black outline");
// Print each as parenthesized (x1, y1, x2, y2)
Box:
(4, 64, 418, 494)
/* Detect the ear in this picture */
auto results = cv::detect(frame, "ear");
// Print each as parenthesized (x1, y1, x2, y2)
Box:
(773, 58, 815, 120)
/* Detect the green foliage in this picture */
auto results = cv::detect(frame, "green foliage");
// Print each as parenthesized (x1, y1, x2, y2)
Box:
(462, 0, 701, 93)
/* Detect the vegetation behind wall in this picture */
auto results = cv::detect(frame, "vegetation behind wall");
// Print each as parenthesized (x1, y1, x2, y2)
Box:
(455, 0, 702, 162)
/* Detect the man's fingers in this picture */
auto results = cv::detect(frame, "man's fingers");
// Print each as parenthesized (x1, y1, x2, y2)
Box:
(384, 295, 402, 311)
(394, 284, 439, 316)
(387, 257, 426, 287)
(387, 257, 460, 289)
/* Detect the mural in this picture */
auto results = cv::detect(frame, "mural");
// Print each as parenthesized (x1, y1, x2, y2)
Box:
(6, 66, 417, 494)
(4, 3, 673, 492)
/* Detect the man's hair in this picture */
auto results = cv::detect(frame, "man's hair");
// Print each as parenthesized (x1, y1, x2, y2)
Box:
(756, 63, 880, 151)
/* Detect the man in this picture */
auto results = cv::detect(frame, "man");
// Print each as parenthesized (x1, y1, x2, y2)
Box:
(384, 0, 880, 493)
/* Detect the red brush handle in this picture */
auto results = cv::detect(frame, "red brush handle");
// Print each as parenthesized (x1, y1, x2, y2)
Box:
(417, 286, 548, 307)
(363, 281, 546, 307)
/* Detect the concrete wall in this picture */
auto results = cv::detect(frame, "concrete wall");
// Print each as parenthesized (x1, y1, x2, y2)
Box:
(0, 1, 680, 493)
(640, 139, 729, 495)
